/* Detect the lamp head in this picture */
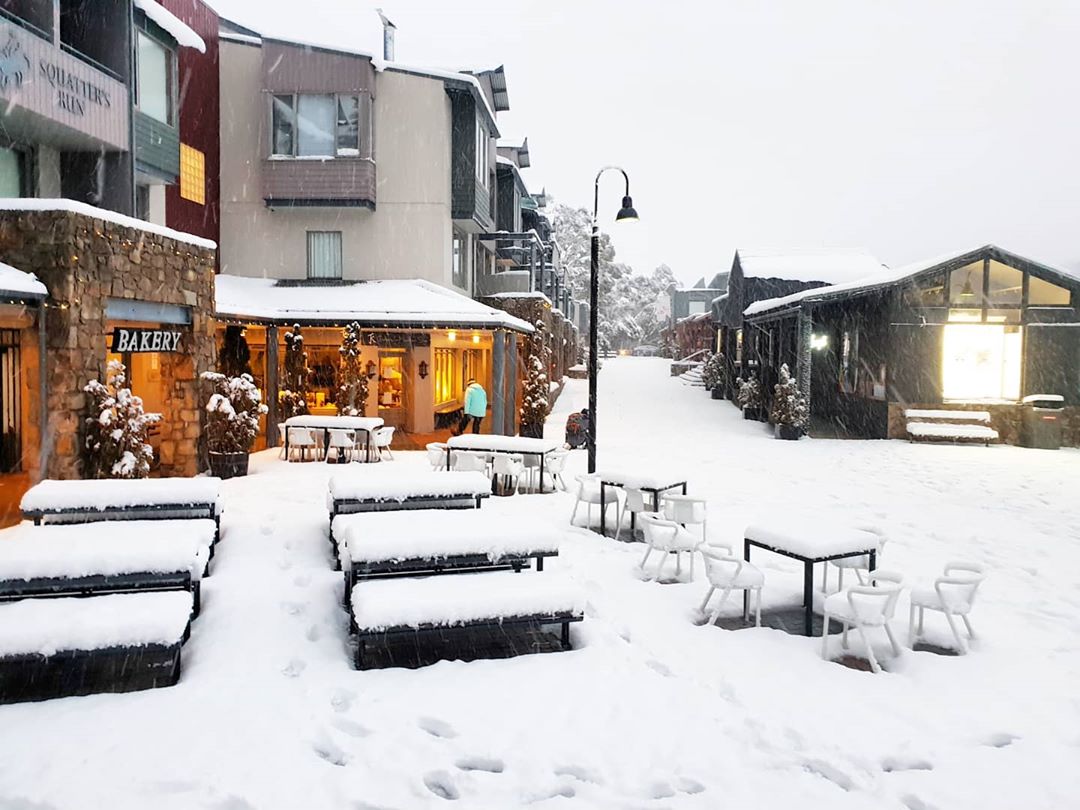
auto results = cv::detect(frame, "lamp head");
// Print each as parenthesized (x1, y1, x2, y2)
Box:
(615, 195, 638, 222)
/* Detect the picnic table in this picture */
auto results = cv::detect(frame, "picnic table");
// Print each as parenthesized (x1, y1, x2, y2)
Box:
(596, 471, 689, 537)
(284, 415, 384, 462)
(20, 478, 223, 544)
(743, 522, 880, 637)
(445, 434, 564, 493)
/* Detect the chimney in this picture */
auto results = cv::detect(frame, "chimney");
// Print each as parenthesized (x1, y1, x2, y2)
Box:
(376, 9, 396, 61)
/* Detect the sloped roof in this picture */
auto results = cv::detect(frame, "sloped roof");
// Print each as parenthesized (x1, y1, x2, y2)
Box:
(736, 249, 885, 284)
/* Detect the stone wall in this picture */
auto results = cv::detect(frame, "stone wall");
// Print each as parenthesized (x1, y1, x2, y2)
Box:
(887, 402, 1079, 447)
(0, 209, 216, 480)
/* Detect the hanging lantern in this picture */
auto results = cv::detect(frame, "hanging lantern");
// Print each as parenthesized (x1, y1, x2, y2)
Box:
(418, 361, 429, 379)
(366, 360, 378, 379)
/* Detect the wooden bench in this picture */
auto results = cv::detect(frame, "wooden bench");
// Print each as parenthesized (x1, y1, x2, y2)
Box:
(904, 409, 998, 446)
(434, 401, 464, 429)
(0, 591, 192, 704)
(349, 572, 582, 670)
(0, 520, 215, 617)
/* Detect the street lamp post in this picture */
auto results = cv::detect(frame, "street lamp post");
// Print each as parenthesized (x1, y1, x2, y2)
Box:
(588, 166, 638, 473)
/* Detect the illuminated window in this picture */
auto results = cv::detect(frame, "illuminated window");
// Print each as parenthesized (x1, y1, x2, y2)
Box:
(179, 144, 205, 205)
(943, 324, 1022, 401)
(1029, 276, 1071, 307)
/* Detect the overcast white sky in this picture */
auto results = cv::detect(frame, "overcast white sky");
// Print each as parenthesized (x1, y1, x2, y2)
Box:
(211, 0, 1080, 286)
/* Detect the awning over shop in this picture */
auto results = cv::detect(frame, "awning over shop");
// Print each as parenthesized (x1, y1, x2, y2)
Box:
(214, 275, 534, 333)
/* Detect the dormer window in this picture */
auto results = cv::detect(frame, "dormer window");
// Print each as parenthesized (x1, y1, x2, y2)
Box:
(271, 93, 363, 158)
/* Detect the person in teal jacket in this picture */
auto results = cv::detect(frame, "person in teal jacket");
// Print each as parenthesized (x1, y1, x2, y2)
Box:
(455, 378, 487, 435)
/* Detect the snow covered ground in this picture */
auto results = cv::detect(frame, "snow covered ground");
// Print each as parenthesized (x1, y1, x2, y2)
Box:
(2, 357, 1079, 809)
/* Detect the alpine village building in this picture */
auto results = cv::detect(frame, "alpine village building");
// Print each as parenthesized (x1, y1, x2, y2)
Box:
(0, 1, 579, 518)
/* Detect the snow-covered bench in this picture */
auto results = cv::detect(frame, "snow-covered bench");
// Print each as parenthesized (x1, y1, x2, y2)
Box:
(0, 591, 192, 704)
(335, 510, 561, 605)
(0, 520, 215, 616)
(904, 410, 998, 445)
(327, 469, 491, 549)
(21, 478, 223, 545)
(349, 572, 583, 669)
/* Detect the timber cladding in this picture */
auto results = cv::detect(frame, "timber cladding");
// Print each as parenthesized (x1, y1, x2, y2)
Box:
(0, 210, 217, 480)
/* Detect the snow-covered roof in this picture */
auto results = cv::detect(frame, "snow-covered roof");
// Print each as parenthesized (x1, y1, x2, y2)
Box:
(0, 199, 216, 250)
(744, 244, 1080, 318)
(736, 249, 885, 283)
(0, 262, 47, 300)
(134, 0, 206, 52)
(215, 276, 534, 333)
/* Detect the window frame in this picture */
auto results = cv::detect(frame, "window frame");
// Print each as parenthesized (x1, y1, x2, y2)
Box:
(452, 230, 466, 289)
(270, 93, 364, 159)
(475, 114, 488, 186)
(306, 230, 343, 280)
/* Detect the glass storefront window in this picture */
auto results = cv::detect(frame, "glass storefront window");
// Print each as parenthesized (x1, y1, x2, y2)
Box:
(379, 352, 405, 409)
(948, 309, 983, 323)
(986, 261, 1022, 306)
(949, 261, 984, 305)
(903, 271, 945, 307)
(137, 30, 173, 125)
(942, 324, 1022, 401)
(1028, 275, 1071, 307)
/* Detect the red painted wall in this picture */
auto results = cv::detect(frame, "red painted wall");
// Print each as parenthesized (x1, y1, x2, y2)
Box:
(161, 0, 220, 256)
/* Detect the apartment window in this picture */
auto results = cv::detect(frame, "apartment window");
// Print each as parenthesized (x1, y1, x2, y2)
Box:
(452, 231, 466, 288)
(0, 148, 26, 197)
(307, 231, 343, 279)
(136, 30, 174, 125)
(434, 348, 456, 405)
(271, 94, 363, 158)
(475, 115, 488, 185)
(179, 144, 205, 205)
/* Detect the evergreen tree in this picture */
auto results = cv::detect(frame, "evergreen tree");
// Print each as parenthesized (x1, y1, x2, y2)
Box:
(337, 321, 368, 416)
(220, 325, 253, 378)
(83, 360, 160, 479)
(280, 324, 309, 419)
(202, 372, 267, 454)
(770, 364, 808, 427)
(520, 317, 551, 437)
(702, 352, 726, 391)
(737, 376, 762, 411)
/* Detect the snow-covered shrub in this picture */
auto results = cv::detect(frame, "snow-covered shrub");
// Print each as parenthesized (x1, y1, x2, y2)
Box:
(280, 324, 309, 419)
(701, 352, 726, 391)
(520, 317, 551, 436)
(737, 376, 762, 411)
(337, 321, 368, 416)
(83, 360, 160, 479)
(770, 364, 808, 427)
(202, 372, 268, 454)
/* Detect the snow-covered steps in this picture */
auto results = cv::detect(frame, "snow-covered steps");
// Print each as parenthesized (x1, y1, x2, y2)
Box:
(905, 409, 999, 445)
(679, 365, 706, 387)
(0, 592, 192, 704)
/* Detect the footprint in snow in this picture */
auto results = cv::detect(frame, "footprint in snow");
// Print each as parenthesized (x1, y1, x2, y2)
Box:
(527, 785, 575, 803)
(281, 658, 306, 678)
(305, 624, 321, 642)
(984, 732, 1020, 748)
(454, 756, 504, 774)
(332, 717, 371, 738)
(281, 601, 306, 617)
(645, 659, 673, 677)
(293, 573, 311, 587)
(553, 764, 603, 785)
(648, 782, 676, 799)
(422, 771, 460, 801)
(311, 735, 349, 767)
(801, 759, 854, 791)
(329, 688, 355, 713)
(259, 525, 273, 536)
(901, 794, 939, 810)
(674, 776, 705, 794)
(881, 756, 934, 773)
(213, 798, 257, 810)
(418, 717, 458, 739)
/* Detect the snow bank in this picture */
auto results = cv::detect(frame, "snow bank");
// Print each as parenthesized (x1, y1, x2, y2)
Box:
(350, 572, 581, 632)
(0, 520, 215, 581)
(0, 199, 216, 249)
(336, 509, 560, 563)
(447, 434, 562, 454)
(133, 0, 206, 52)
(329, 469, 490, 504)
(21, 478, 222, 515)
(744, 521, 881, 559)
(0, 592, 192, 656)
(0, 262, 47, 298)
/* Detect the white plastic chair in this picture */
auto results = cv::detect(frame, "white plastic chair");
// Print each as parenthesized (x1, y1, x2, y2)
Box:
(570, 473, 620, 529)
(543, 449, 570, 491)
(662, 494, 708, 544)
(822, 526, 887, 592)
(908, 562, 986, 654)
(699, 543, 764, 626)
(821, 570, 904, 673)
(373, 426, 395, 460)
(638, 511, 701, 581)
(277, 423, 287, 459)
(615, 487, 650, 543)
(492, 454, 524, 495)
(453, 451, 488, 473)
(325, 429, 357, 463)
(287, 427, 318, 462)
(426, 442, 448, 470)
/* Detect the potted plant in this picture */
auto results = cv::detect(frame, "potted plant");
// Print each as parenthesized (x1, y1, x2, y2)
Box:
(202, 371, 268, 478)
(702, 352, 726, 399)
(737, 376, 764, 421)
(770, 363, 808, 440)
(83, 360, 160, 479)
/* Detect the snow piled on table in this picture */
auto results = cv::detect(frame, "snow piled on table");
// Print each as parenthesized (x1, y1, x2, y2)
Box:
(20, 477, 222, 513)
(0, 357, 1078, 809)
(907, 422, 1000, 440)
(0, 592, 192, 656)
(745, 521, 881, 558)
(328, 469, 491, 503)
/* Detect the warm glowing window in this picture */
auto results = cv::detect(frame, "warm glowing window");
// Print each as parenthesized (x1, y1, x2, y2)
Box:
(1029, 276, 1071, 307)
(434, 348, 456, 405)
(179, 144, 205, 205)
(942, 324, 1022, 401)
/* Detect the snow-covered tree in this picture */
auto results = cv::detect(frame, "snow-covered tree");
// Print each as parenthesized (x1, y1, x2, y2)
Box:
(770, 364, 808, 427)
(520, 317, 550, 437)
(220, 325, 253, 378)
(337, 321, 368, 416)
(202, 372, 267, 454)
(737, 376, 762, 411)
(83, 360, 160, 479)
(702, 352, 726, 391)
(280, 324, 309, 419)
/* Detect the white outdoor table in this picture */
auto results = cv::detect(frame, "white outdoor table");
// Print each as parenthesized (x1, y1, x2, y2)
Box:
(445, 434, 563, 493)
(596, 471, 688, 537)
(743, 522, 881, 637)
(284, 415, 384, 462)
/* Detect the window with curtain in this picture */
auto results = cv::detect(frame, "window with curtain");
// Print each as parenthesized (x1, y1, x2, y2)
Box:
(271, 94, 296, 156)
(137, 30, 173, 124)
(271, 94, 363, 158)
(336, 96, 360, 156)
(297, 94, 335, 157)
(307, 231, 343, 279)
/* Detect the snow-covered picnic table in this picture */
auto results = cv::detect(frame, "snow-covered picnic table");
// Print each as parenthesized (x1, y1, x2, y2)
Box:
(743, 521, 882, 636)
(0, 520, 215, 614)
(596, 470, 689, 536)
(21, 478, 223, 542)
(284, 415, 385, 461)
(446, 434, 564, 492)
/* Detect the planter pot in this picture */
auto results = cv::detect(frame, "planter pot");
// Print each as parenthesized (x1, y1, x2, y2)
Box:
(774, 423, 803, 441)
(208, 451, 250, 479)
(520, 422, 544, 439)
(742, 406, 765, 421)
(710, 387, 725, 400)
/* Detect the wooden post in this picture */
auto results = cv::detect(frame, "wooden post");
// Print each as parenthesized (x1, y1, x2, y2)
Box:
(491, 330, 506, 435)
(265, 325, 279, 447)
(796, 308, 813, 417)
(37, 301, 48, 480)
(506, 332, 518, 435)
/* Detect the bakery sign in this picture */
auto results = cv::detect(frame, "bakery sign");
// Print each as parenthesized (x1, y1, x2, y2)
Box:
(111, 328, 184, 353)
